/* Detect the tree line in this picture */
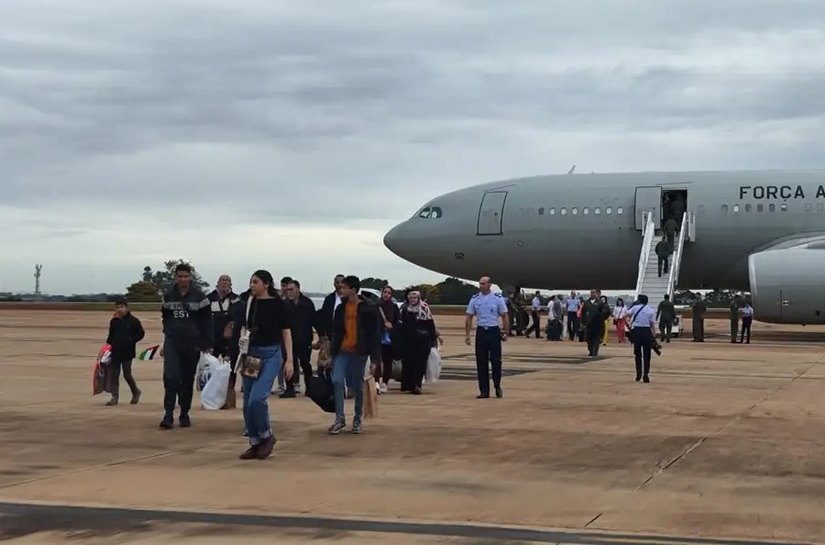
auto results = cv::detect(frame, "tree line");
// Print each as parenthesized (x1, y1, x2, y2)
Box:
(122, 261, 480, 305)
(14, 259, 740, 307)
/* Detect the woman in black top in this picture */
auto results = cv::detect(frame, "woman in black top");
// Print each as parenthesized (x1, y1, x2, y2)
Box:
(398, 290, 437, 395)
(238, 270, 293, 460)
(376, 285, 400, 393)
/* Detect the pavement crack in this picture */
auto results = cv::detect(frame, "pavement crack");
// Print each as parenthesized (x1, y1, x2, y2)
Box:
(584, 512, 603, 528)
(0, 438, 236, 492)
(635, 364, 815, 491)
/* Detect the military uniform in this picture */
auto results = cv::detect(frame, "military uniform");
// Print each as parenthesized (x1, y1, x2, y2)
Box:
(692, 300, 706, 342)
(466, 292, 508, 398)
(656, 297, 676, 342)
(729, 300, 739, 343)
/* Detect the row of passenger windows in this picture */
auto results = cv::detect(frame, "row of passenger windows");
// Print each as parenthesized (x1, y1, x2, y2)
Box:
(722, 203, 792, 213)
(419, 201, 810, 219)
(527, 206, 625, 216)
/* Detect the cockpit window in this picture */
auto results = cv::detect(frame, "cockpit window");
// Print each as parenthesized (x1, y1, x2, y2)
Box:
(431, 207, 443, 219)
(417, 207, 431, 218)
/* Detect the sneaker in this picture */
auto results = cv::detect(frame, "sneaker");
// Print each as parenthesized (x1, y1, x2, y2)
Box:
(279, 390, 296, 399)
(495, 387, 503, 398)
(105, 396, 118, 406)
(130, 390, 141, 405)
(379, 383, 388, 394)
(327, 421, 346, 435)
(179, 414, 191, 428)
(351, 421, 363, 434)
(159, 414, 173, 430)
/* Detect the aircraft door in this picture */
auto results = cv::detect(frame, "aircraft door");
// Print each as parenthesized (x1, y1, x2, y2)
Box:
(634, 186, 662, 230)
(477, 190, 507, 235)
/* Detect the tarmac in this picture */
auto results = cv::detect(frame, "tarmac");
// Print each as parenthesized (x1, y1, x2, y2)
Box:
(1, 309, 824, 544)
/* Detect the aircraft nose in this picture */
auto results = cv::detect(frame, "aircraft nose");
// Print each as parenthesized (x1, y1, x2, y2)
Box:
(383, 222, 405, 256)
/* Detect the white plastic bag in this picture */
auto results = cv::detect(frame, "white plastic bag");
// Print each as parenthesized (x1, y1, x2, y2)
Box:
(424, 347, 441, 383)
(195, 352, 221, 392)
(201, 359, 231, 410)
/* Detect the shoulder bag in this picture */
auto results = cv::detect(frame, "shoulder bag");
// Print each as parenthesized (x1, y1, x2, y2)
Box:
(627, 306, 645, 344)
(239, 298, 262, 379)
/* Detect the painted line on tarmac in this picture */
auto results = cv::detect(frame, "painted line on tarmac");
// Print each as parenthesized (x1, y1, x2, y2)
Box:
(0, 502, 814, 545)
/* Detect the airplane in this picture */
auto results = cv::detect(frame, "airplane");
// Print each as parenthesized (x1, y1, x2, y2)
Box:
(382, 169, 825, 325)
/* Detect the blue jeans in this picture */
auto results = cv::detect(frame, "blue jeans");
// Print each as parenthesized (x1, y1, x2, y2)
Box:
(332, 352, 367, 424)
(242, 345, 282, 446)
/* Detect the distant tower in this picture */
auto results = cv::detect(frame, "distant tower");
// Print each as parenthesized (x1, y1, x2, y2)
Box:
(34, 264, 43, 297)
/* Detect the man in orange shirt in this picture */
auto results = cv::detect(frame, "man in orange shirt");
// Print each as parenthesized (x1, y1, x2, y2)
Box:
(327, 275, 381, 435)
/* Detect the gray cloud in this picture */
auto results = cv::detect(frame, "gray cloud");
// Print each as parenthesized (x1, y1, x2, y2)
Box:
(1, 0, 825, 292)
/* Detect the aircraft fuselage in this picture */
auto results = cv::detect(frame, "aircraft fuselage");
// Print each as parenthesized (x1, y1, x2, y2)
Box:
(384, 169, 825, 324)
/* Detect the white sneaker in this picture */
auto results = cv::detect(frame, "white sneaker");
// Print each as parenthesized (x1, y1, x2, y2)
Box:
(379, 383, 388, 394)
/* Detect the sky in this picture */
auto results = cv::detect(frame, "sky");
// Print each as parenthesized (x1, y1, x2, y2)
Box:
(2, 0, 825, 295)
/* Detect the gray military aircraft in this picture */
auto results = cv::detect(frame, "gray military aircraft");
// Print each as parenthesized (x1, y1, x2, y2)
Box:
(383, 169, 825, 324)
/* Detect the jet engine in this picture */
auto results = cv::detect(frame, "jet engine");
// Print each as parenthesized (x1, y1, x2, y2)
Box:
(748, 249, 825, 324)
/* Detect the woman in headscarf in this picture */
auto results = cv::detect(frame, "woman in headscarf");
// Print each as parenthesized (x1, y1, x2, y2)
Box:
(376, 285, 400, 394)
(398, 289, 437, 395)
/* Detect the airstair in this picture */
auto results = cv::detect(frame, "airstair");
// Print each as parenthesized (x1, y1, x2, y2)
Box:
(633, 211, 692, 301)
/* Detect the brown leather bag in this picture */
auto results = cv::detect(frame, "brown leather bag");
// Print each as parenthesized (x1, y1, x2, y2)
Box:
(222, 384, 236, 410)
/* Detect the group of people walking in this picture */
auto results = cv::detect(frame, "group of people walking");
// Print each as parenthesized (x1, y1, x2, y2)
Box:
(101, 265, 444, 461)
(101, 264, 755, 461)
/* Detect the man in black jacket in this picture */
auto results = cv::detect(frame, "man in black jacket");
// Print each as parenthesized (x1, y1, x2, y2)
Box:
(159, 264, 213, 430)
(327, 275, 380, 435)
(207, 275, 240, 360)
(280, 279, 318, 398)
(655, 235, 671, 278)
(318, 274, 345, 340)
(581, 289, 609, 357)
(105, 297, 145, 406)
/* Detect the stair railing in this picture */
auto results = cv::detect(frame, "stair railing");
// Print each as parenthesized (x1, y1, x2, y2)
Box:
(665, 211, 689, 299)
(633, 211, 656, 301)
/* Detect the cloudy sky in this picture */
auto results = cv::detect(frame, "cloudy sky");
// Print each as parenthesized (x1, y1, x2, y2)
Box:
(2, 0, 824, 295)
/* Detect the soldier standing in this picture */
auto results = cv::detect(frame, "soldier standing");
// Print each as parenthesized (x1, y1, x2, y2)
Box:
(738, 301, 754, 344)
(656, 294, 676, 342)
(692, 298, 707, 342)
(729, 295, 741, 344)
(465, 276, 509, 399)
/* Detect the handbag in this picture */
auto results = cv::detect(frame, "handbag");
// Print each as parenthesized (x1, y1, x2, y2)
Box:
(363, 376, 378, 419)
(307, 368, 335, 413)
(241, 356, 262, 379)
(238, 297, 262, 379)
(378, 307, 392, 345)
(222, 384, 236, 409)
